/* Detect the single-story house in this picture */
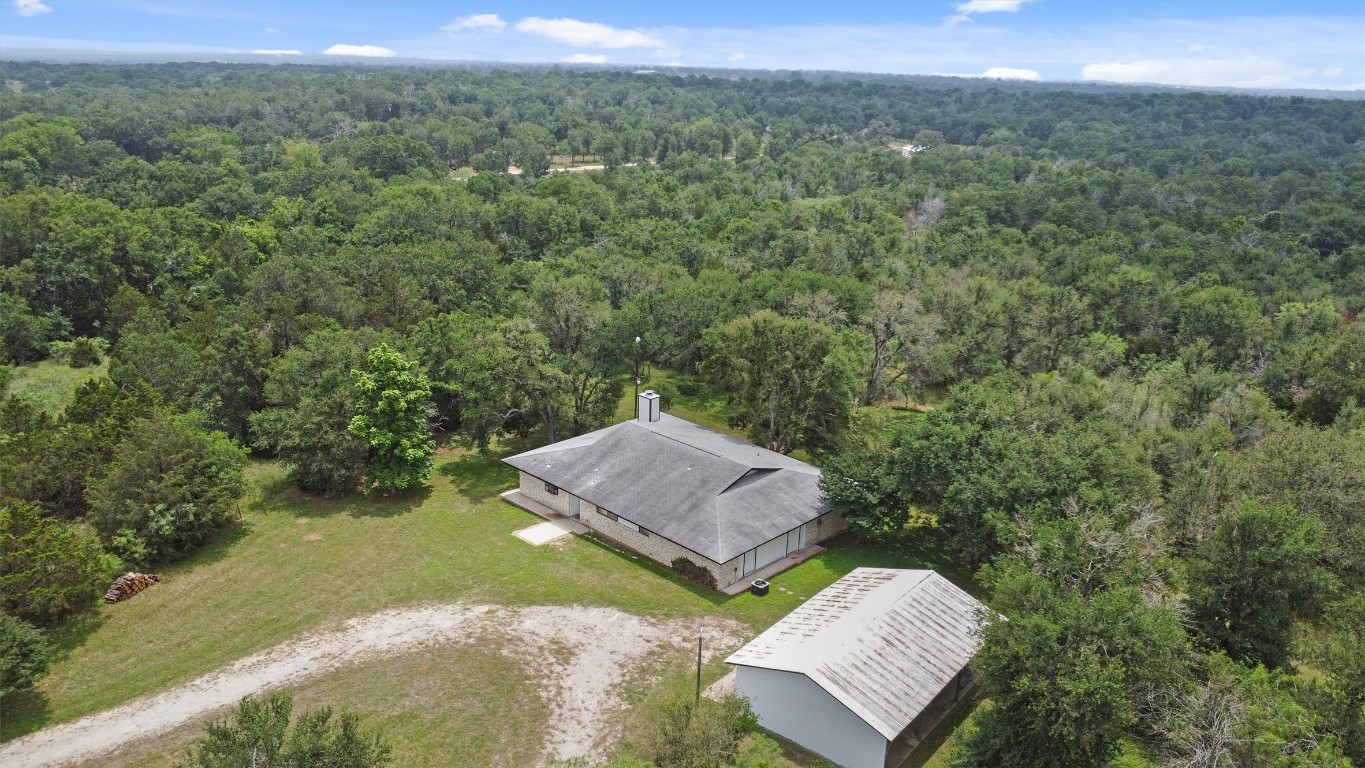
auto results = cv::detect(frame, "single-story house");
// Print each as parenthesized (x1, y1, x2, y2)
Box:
(727, 568, 993, 768)
(503, 390, 845, 589)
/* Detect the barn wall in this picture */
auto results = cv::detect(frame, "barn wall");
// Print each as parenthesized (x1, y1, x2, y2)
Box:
(734, 665, 886, 768)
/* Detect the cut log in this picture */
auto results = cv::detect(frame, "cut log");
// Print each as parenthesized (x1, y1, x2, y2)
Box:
(103, 572, 163, 603)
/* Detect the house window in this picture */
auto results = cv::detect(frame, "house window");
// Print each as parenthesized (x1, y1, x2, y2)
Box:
(617, 517, 640, 533)
(600, 510, 618, 521)
(544, 481, 559, 495)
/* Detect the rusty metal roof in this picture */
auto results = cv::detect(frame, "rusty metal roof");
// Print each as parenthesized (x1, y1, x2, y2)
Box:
(726, 568, 993, 740)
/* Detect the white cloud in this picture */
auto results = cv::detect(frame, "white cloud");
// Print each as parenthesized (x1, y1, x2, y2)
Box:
(252, 49, 302, 55)
(1082, 56, 1318, 88)
(947, 0, 1033, 25)
(442, 13, 505, 33)
(515, 17, 666, 48)
(934, 67, 1043, 81)
(12, 0, 53, 18)
(263, 27, 278, 35)
(727, 52, 748, 61)
(981, 66, 1042, 80)
(563, 53, 607, 63)
(957, 0, 1029, 12)
(322, 43, 396, 58)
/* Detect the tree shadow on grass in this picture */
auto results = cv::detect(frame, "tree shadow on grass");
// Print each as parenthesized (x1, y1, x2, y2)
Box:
(1, 687, 52, 741)
(166, 521, 254, 571)
(0, 610, 104, 740)
(345, 484, 433, 518)
(247, 471, 432, 520)
(438, 452, 518, 503)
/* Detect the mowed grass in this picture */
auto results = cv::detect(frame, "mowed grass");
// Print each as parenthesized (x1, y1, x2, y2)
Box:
(5, 358, 108, 412)
(75, 644, 550, 768)
(2, 447, 965, 745)
(4, 379, 977, 765)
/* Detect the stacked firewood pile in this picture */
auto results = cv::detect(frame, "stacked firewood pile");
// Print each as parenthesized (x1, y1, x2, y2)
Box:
(104, 572, 163, 603)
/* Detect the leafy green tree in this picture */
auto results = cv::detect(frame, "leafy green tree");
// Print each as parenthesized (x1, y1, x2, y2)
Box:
(0, 612, 52, 697)
(530, 274, 628, 439)
(892, 372, 1158, 568)
(1150, 652, 1353, 768)
(1187, 501, 1331, 670)
(251, 329, 379, 496)
(699, 310, 862, 455)
(194, 324, 270, 444)
(1309, 595, 1365, 764)
(86, 411, 248, 564)
(348, 344, 435, 493)
(1174, 284, 1270, 369)
(638, 695, 758, 768)
(0, 500, 105, 624)
(819, 449, 913, 539)
(178, 692, 391, 768)
(950, 571, 1189, 768)
(411, 313, 519, 447)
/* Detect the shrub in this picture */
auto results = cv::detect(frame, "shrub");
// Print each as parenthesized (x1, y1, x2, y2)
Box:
(87, 411, 247, 564)
(48, 336, 108, 368)
(178, 692, 391, 768)
(671, 557, 718, 591)
(0, 500, 105, 624)
(640, 695, 758, 768)
(0, 613, 52, 697)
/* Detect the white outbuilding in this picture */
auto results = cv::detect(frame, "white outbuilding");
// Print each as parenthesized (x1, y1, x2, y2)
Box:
(727, 568, 993, 768)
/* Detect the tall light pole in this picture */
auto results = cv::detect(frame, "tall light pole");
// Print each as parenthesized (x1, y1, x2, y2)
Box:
(634, 335, 642, 400)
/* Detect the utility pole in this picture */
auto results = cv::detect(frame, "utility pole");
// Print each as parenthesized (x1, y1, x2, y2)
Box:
(634, 335, 642, 400)
(695, 618, 703, 706)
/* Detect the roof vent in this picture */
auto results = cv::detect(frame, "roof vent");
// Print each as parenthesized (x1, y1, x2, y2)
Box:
(637, 389, 661, 423)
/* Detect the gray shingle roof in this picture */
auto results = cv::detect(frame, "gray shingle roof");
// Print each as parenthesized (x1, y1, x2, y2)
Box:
(727, 568, 993, 740)
(504, 414, 828, 563)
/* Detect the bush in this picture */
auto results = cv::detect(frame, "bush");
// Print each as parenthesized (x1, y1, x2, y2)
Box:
(48, 336, 108, 368)
(0, 499, 106, 624)
(639, 695, 758, 768)
(87, 411, 247, 564)
(178, 692, 391, 768)
(0, 612, 52, 697)
(671, 557, 718, 591)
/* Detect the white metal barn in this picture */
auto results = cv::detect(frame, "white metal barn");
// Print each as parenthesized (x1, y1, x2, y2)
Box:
(727, 568, 993, 768)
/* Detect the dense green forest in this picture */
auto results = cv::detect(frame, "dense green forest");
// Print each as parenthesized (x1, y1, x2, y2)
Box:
(2, 62, 1364, 766)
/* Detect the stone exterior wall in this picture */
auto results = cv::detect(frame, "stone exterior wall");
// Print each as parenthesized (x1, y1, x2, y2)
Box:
(516, 472, 847, 590)
(518, 471, 572, 515)
(803, 511, 848, 545)
(578, 502, 734, 584)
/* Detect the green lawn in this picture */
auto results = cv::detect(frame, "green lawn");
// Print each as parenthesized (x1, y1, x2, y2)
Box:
(4, 358, 108, 412)
(75, 644, 552, 768)
(4, 382, 978, 766)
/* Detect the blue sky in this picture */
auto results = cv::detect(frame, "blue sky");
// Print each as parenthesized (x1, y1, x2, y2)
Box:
(3, 0, 1363, 90)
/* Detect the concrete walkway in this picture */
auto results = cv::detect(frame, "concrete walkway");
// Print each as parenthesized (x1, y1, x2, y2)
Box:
(719, 545, 826, 596)
(500, 489, 590, 534)
(514, 521, 575, 546)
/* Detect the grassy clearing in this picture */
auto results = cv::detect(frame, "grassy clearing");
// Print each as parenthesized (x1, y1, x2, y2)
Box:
(4, 358, 108, 412)
(614, 369, 743, 436)
(5, 381, 978, 766)
(3, 448, 961, 745)
(73, 644, 549, 768)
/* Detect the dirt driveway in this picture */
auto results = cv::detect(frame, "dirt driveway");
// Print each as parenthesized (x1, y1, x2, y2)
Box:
(0, 604, 746, 768)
